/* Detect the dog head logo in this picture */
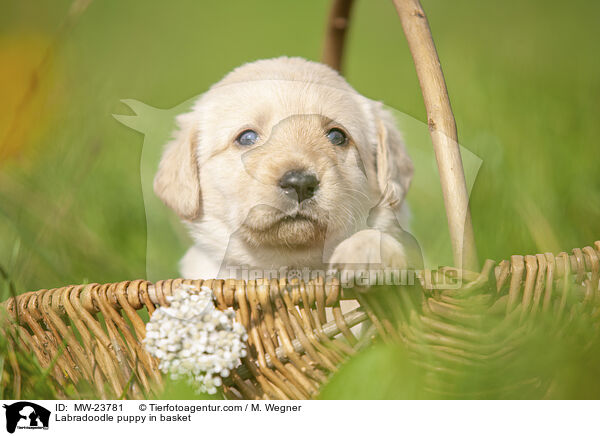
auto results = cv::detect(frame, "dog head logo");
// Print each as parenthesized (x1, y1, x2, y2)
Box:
(2, 402, 50, 433)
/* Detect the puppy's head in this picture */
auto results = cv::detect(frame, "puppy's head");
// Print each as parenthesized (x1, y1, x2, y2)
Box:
(154, 57, 412, 249)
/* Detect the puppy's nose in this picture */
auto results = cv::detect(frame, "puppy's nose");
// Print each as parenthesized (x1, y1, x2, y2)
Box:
(278, 170, 319, 203)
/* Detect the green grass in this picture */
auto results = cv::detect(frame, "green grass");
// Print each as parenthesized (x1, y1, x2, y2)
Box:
(0, 0, 599, 399)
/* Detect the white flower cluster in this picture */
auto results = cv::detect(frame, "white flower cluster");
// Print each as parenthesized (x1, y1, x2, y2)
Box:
(143, 284, 248, 395)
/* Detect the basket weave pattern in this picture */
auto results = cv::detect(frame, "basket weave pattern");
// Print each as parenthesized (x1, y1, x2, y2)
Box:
(2, 242, 599, 399)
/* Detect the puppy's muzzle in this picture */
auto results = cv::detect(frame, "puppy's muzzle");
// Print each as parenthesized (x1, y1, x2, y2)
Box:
(278, 169, 319, 203)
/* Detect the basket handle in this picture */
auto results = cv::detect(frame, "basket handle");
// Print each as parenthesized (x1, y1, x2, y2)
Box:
(322, 0, 478, 271)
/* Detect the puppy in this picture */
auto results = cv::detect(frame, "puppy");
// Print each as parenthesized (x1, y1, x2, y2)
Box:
(154, 57, 414, 286)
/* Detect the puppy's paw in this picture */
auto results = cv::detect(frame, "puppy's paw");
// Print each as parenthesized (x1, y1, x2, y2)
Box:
(328, 229, 407, 289)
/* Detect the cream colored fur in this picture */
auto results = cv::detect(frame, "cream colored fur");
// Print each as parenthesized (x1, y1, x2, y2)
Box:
(154, 57, 413, 283)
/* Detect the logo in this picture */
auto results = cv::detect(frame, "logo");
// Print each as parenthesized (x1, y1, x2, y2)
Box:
(2, 402, 50, 433)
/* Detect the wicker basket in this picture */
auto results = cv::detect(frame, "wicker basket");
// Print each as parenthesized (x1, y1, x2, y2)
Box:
(2, 0, 599, 399)
(2, 243, 599, 399)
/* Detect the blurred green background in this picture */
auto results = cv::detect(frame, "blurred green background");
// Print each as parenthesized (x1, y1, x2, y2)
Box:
(2, 0, 599, 294)
(0, 0, 599, 400)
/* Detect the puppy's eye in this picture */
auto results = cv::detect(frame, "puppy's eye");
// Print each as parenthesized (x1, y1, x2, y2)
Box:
(236, 130, 259, 146)
(326, 128, 348, 146)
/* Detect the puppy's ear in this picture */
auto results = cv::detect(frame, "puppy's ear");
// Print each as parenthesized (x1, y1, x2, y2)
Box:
(153, 112, 201, 220)
(373, 104, 413, 209)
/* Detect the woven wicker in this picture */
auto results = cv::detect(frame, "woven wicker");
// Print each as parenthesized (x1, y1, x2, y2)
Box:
(2, 0, 599, 399)
(1, 242, 599, 399)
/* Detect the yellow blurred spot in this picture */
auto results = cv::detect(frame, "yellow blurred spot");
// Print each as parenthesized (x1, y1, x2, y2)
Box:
(0, 33, 56, 164)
